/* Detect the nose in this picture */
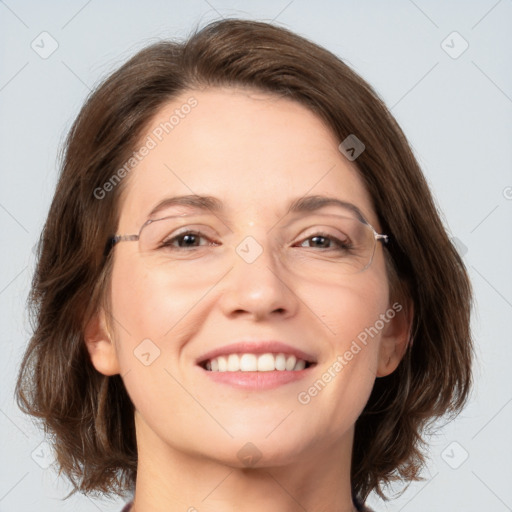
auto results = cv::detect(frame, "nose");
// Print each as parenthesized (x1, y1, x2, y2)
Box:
(217, 236, 299, 321)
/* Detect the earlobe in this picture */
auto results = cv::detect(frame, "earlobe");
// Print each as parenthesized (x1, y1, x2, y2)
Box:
(376, 300, 414, 377)
(83, 308, 121, 376)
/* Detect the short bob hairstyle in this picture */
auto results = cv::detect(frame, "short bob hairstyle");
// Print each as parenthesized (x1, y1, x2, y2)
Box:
(15, 18, 473, 505)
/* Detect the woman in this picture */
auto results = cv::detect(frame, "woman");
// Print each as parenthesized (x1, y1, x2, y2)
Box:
(15, 18, 473, 512)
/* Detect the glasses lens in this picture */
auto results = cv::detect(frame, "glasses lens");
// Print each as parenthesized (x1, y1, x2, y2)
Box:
(138, 216, 378, 274)
(298, 215, 376, 274)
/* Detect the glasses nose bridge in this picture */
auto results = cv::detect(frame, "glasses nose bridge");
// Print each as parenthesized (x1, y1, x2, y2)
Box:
(223, 232, 300, 316)
(232, 228, 284, 269)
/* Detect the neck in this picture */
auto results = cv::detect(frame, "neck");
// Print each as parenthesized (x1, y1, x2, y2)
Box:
(129, 413, 358, 512)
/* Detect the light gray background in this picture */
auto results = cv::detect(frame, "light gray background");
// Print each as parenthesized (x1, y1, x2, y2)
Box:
(1, 1, 511, 511)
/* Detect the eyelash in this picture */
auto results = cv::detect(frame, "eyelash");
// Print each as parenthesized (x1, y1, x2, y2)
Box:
(160, 230, 351, 251)
(160, 230, 218, 250)
(297, 231, 352, 251)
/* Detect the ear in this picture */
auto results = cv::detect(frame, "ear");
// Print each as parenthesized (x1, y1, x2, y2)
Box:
(83, 308, 121, 376)
(376, 299, 414, 377)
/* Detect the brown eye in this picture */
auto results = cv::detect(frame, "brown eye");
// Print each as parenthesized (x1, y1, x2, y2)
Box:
(161, 230, 216, 249)
(296, 232, 352, 251)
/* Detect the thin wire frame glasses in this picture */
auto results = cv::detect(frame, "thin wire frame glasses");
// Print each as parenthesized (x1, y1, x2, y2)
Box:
(105, 213, 389, 275)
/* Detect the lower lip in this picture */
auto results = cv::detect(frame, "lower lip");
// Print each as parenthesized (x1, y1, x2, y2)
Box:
(198, 365, 315, 390)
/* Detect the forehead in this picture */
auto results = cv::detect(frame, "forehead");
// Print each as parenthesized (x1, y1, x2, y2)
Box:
(117, 87, 378, 230)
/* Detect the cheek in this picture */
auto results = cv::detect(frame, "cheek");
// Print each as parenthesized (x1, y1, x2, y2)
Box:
(305, 269, 389, 346)
(110, 263, 157, 342)
(110, 258, 206, 340)
(300, 271, 389, 405)
(108, 262, 190, 420)
(109, 258, 215, 404)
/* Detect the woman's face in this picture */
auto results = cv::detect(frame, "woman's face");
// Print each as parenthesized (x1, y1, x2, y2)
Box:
(89, 87, 406, 469)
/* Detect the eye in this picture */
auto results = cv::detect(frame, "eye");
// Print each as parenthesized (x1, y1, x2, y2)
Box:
(295, 231, 352, 251)
(160, 230, 218, 250)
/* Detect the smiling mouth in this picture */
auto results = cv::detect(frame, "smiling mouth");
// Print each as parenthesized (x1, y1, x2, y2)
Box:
(199, 352, 315, 372)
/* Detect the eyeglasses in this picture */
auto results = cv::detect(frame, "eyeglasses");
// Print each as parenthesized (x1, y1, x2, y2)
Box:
(105, 213, 389, 275)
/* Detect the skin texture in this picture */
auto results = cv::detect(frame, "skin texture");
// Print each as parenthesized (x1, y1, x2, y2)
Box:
(85, 87, 412, 512)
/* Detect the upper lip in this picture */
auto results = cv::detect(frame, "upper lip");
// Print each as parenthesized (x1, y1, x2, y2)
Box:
(196, 340, 318, 366)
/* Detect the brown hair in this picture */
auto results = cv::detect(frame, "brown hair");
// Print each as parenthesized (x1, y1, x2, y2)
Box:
(15, 18, 473, 504)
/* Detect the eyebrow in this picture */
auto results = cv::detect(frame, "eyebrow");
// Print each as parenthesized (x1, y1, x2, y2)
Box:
(147, 194, 368, 224)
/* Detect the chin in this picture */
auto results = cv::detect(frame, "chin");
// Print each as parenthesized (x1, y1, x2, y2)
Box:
(208, 438, 309, 470)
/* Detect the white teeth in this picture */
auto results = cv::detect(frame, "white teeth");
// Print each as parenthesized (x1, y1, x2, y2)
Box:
(275, 353, 287, 371)
(204, 352, 309, 372)
(240, 353, 257, 371)
(218, 356, 227, 372)
(257, 353, 275, 372)
(227, 354, 239, 372)
(285, 354, 296, 370)
(294, 359, 306, 371)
